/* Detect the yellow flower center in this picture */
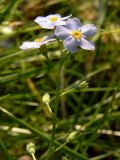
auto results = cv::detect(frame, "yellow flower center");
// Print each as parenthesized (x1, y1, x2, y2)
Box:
(71, 30, 82, 39)
(35, 38, 44, 42)
(49, 16, 58, 22)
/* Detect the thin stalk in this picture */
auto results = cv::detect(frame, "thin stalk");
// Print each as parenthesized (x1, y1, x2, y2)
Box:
(60, 65, 67, 118)
(32, 154, 37, 160)
(45, 41, 68, 160)
(54, 141, 68, 152)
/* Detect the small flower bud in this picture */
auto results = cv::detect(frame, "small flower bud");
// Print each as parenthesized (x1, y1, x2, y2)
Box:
(42, 93, 50, 104)
(78, 81, 89, 89)
(42, 93, 53, 118)
(67, 131, 78, 142)
(26, 142, 35, 155)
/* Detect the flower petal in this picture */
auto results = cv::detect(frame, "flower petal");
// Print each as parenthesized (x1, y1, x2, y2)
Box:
(65, 18, 82, 30)
(34, 16, 54, 29)
(55, 26, 71, 40)
(54, 14, 61, 18)
(63, 36, 78, 53)
(46, 14, 61, 19)
(55, 20, 66, 26)
(79, 38, 95, 50)
(20, 41, 40, 50)
(81, 24, 96, 37)
(61, 14, 72, 20)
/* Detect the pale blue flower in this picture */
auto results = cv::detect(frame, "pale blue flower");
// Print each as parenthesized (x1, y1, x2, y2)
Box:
(20, 36, 55, 50)
(34, 14, 72, 29)
(55, 18, 96, 53)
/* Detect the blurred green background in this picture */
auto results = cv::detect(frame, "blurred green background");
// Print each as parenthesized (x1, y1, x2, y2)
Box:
(0, 0, 120, 160)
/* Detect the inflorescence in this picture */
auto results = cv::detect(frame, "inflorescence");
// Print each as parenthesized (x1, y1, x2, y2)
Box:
(20, 14, 96, 53)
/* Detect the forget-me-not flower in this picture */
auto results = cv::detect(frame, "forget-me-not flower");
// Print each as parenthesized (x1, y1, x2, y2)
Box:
(55, 18, 96, 53)
(34, 14, 72, 29)
(20, 36, 55, 50)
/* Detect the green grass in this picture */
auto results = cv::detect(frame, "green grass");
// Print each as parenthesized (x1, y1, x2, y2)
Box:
(0, 0, 120, 160)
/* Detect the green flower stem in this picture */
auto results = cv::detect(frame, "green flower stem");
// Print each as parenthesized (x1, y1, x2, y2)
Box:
(45, 40, 68, 160)
(54, 141, 68, 152)
(32, 154, 37, 160)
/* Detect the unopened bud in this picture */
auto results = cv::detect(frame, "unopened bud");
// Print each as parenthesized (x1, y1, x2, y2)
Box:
(67, 131, 78, 142)
(42, 93, 50, 104)
(78, 81, 89, 89)
(26, 142, 35, 155)
(42, 93, 53, 118)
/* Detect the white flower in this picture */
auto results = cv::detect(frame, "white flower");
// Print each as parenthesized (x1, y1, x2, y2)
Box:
(20, 36, 55, 50)
(34, 14, 72, 29)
